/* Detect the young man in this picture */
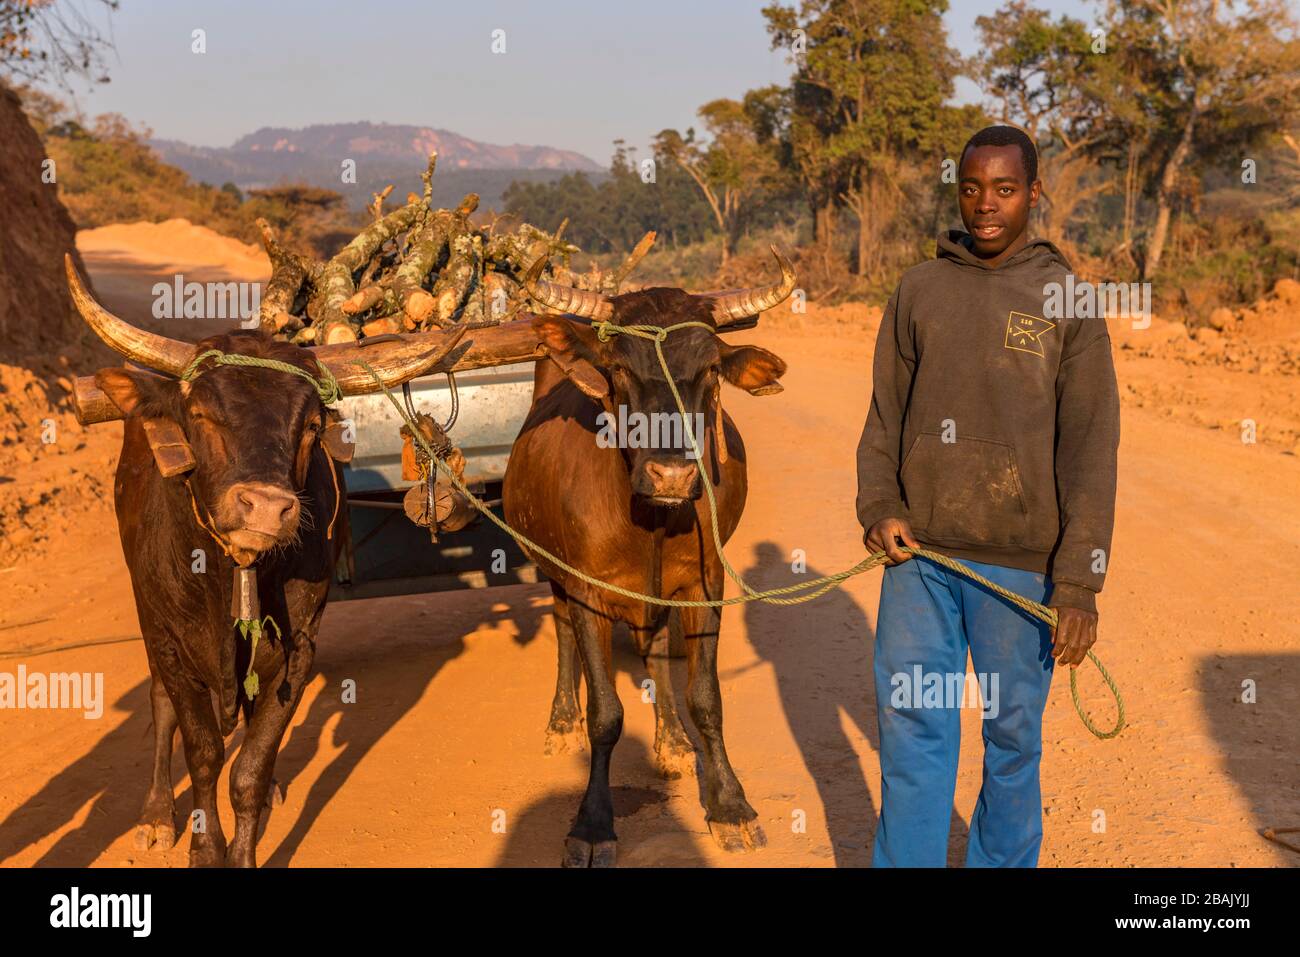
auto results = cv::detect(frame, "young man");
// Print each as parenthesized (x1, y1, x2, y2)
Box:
(856, 125, 1119, 867)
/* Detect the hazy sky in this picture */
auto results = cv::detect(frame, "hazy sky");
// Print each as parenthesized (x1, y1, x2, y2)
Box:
(55, 0, 1274, 163)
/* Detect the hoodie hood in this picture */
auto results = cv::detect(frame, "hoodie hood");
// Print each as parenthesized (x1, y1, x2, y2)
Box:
(937, 229, 1072, 273)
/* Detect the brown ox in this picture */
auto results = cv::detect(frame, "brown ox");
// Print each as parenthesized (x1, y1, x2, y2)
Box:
(67, 259, 463, 866)
(503, 249, 793, 867)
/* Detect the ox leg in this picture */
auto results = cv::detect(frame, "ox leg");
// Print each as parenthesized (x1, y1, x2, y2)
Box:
(563, 604, 622, 868)
(544, 588, 586, 756)
(227, 635, 316, 868)
(645, 610, 695, 779)
(135, 666, 179, 851)
(681, 600, 765, 853)
(166, 679, 227, 867)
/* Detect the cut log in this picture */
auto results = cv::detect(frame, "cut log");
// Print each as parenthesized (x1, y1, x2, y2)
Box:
(309, 198, 428, 343)
(255, 219, 308, 333)
(342, 284, 387, 316)
(391, 192, 480, 328)
(368, 184, 394, 221)
(361, 316, 401, 337)
(429, 231, 479, 325)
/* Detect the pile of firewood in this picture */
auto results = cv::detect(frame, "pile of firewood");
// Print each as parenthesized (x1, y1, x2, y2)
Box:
(256, 153, 655, 344)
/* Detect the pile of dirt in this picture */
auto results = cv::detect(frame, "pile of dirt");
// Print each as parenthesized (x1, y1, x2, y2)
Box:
(1113, 278, 1300, 376)
(0, 85, 117, 565)
(77, 219, 270, 278)
(0, 361, 116, 567)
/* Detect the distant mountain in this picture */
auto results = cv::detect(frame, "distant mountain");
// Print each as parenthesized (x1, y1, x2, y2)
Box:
(150, 121, 604, 211)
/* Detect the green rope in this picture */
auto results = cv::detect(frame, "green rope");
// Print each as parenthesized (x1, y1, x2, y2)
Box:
(181, 349, 342, 406)
(351, 336, 1124, 740)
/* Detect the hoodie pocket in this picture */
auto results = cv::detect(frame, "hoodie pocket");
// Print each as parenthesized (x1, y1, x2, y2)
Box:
(900, 432, 1029, 548)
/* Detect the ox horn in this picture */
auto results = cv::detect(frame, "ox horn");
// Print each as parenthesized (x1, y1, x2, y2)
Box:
(312, 324, 470, 395)
(65, 253, 467, 394)
(65, 254, 195, 374)
(522, 255, 614, 322)
(708, 245, 797, 326)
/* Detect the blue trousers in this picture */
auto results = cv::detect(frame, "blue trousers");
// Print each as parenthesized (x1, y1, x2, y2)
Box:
(871, 555, 1055, 867)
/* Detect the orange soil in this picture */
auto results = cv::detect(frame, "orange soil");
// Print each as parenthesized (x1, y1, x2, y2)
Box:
(0, 230, 1297, 867)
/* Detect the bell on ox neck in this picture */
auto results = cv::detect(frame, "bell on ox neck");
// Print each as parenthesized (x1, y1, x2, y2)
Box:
(231, 566, 259, 621)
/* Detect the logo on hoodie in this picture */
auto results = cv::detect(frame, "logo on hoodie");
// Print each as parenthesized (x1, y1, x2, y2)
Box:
(1004, 311, 1056, 357)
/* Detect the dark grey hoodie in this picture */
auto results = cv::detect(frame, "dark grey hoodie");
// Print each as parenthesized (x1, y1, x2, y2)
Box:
(856, 230, 1120, 612)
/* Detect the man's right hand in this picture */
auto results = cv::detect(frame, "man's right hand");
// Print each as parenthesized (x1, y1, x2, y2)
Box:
(866, 517, 920, 565)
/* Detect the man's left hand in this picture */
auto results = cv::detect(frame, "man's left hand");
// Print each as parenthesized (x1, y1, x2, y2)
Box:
(1050, 607, 1097, 667)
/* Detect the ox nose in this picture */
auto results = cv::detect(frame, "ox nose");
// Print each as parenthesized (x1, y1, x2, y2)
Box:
(225, 482, 301, 543)
(639, 458, 701, 503)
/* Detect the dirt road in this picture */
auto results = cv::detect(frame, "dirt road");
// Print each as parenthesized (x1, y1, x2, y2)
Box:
(1, 228, 1297, 867)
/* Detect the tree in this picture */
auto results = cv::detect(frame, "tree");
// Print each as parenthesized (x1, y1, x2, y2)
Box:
(502, 142, 717, 255)
(764, 0, 959, 279)
(1096, 0, 1300, 278)
(971, 2, 1115, 256)
(655, 95, 784, 266)
(0, 0, 118, 88)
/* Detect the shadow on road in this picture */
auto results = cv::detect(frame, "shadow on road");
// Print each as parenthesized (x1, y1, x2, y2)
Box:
(265, 590, 547, 865)
(1199, 651, 1300, 866)
(492, 731, 708, 867)
(739, 541, 972, 866)
(0, 678, 154, 866)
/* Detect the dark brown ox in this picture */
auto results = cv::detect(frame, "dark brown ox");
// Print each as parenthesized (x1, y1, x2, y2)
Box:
(66, 258, 463, 867)
(503, 249, 793, 867)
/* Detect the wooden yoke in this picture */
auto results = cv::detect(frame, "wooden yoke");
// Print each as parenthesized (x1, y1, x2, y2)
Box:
(70, 313, 763, 426)
(71, 319, 548, 425)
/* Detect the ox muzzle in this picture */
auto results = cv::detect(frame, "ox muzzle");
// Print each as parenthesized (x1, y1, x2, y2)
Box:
(632, 453, 702, 506)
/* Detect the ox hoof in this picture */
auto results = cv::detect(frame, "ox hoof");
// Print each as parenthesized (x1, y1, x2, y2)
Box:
(188, 844, 227, 869)
(562, 837, 618, 868)
(544, 725, 587, 757)
(133, 820, 176, 852)
(653, 741, 697, 780)
(266, 780, 284, 809)
(708, 819, 767, 853)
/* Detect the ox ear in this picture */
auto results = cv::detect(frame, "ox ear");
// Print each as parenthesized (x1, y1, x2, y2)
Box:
(95, 367, 182, 419)
(321, 410, 355, 463)
(95, 368, 195, 477)
(718, 342, 787, 396)
(532, 314, 609, 401)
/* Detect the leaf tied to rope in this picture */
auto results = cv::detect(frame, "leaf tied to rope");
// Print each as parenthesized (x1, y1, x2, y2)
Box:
(235, 615, 281, 700)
